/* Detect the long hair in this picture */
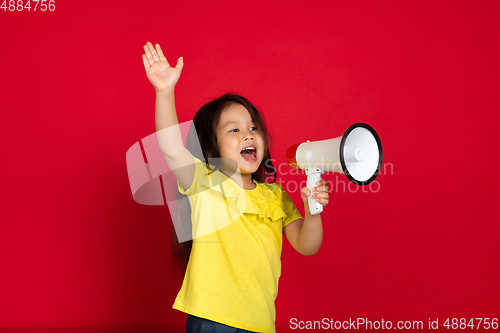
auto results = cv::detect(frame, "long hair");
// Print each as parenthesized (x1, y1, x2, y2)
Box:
(169, 93, 276, 273)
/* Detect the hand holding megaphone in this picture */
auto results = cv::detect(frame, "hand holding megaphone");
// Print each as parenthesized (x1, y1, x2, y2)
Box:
(300, 178, 330, 215)
(286, 123, 383, 215)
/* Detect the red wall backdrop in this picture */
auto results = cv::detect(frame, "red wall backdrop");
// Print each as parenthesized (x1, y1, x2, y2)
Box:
(1, 1, 499, 332)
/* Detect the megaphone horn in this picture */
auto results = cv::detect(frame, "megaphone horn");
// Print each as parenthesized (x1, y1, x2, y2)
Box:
(286, 123, 383, 215)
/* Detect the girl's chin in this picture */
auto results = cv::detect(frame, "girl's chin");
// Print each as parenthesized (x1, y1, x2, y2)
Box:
(220, 156, 262, 175)
(238, 163, 260, 174)
(219, 163, 259, 175)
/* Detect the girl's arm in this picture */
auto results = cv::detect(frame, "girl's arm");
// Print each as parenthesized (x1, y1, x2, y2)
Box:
(142, 42, 194, 190)
(283, 179, 329, 256)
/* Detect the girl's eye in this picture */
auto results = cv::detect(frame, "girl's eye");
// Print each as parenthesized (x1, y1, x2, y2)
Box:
(230, 127, 257, 133)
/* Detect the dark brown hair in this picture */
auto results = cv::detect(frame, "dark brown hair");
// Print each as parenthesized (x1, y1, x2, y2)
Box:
(169, 93, 276, 273)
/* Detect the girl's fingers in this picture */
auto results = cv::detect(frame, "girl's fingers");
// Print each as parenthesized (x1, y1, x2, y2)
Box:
(142, 54, 150, 71)
(316, 179, 329, 187)
(144, 42, 178, 71)
(313, 180, 330, 193)
(143, 44, 155, 66)
(155, 43, 169, 63)
(175, 56, 184, 72)
(312, 185, 329, 193)
(312, 192, 329, 200)
(147, 42, 161, 63)
(312, 192, 329, 206)
(317, 199, 329, 206)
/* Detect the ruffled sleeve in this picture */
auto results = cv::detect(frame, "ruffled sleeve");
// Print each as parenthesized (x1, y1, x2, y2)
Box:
(242, 195, 287, 222)
(280, 186, 303, 228)
(244, 183, 302, 227)
(177, 155, 210, 195)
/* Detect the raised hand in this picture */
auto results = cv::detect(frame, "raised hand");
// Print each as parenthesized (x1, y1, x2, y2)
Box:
(142, 42, 183, 92)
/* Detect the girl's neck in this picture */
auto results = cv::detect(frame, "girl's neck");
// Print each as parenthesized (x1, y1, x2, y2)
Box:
(240, 174, 256, 190)
(221, 169, 256, 190)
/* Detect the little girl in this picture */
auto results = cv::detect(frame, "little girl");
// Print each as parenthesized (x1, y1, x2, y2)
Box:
(142, 42, 330, 333)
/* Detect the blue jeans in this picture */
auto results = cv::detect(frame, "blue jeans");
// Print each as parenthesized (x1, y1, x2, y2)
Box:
(186, 314, 257, 333)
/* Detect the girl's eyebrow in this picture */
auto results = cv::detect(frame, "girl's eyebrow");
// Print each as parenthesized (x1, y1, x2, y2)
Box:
(222, 120, 239, 127)
(222, 120, 255, 127)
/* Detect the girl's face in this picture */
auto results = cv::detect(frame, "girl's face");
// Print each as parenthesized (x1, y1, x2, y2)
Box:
(215, 103, 265, 176)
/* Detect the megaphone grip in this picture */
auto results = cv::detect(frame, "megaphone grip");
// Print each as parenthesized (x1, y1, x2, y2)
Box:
(305, 168, 324, 216)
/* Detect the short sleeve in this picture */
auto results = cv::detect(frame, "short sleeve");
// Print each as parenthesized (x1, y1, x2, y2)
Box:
(281, 187, 303, 228)
(177, 155, 208, 196)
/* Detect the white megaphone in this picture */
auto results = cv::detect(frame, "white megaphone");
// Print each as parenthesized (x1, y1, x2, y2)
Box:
(286, 123, 383, 215)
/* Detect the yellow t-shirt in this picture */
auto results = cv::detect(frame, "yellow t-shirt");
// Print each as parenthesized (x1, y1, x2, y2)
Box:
(172, 156, 303, 332)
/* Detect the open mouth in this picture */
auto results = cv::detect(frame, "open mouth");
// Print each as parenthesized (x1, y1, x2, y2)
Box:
(240, 146, 257, 162)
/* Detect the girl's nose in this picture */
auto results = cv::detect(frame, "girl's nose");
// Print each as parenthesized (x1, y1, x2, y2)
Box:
(242, 129, 254, 141)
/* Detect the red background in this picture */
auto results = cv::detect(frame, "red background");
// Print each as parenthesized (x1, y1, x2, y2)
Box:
(1, 1, 499, 332)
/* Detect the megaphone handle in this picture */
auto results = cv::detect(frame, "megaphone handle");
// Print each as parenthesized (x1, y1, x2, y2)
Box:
(305, 168, 324, 216)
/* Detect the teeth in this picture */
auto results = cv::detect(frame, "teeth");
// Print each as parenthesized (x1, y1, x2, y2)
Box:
(242, 147, 256, 152)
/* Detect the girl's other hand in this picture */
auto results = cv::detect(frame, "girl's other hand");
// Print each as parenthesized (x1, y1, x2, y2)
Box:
(142, 42, 183, 92)
(301, 179, 330, 211)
